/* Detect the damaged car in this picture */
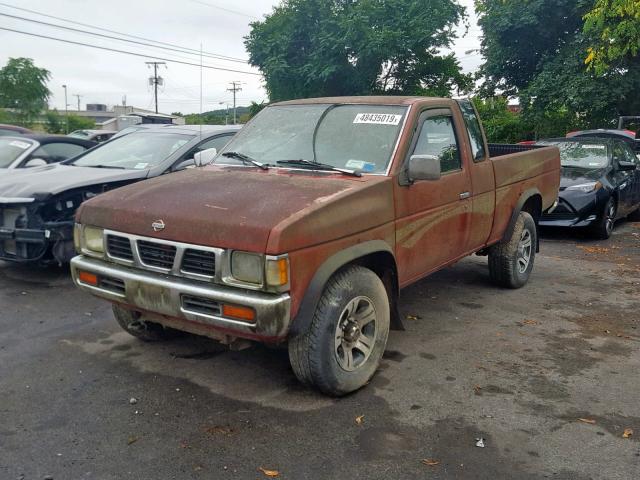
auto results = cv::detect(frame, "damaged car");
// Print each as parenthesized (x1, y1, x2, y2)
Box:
(0, 125, 240, 264)
(539, 137, 640, 238)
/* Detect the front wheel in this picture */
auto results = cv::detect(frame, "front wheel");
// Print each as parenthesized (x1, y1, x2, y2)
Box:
(488, 211, 537, 289)
(288, 266, 390, 396)
(590, 197, 616, 239)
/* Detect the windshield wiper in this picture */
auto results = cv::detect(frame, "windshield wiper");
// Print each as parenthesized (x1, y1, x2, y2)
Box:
(90, 165, 127, 169)
(221, 151, 269, 170)
(277, 159, 362, 177)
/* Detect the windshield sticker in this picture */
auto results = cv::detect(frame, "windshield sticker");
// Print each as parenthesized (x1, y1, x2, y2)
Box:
(134, 162, 149, 169)
(353, 113, 402, 125)
(582, 145, 606, 150)
(9, 140, 31, 149)
(345, 159, 376, 172)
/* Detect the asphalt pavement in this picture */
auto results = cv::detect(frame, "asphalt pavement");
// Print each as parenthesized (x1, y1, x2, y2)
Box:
(1, 222, 639, 480)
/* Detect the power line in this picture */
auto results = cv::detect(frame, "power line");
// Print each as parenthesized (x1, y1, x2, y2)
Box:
(0, 12, 249, 64)
(0, 27, 262, 76)
(186, 0, 258, 19)
(0, 2, 249, 63)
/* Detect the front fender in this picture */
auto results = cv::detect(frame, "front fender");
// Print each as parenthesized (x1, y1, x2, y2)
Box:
(289, 240, 396, 337)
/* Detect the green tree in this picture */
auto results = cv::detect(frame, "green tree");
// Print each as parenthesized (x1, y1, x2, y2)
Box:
(246, 0, 471, 101)
(0, 58, 51, 126)
(475, 0, 640, 131)
(44, 109, 64, 134)
(584, 0, 640, 73)
(67, 114, 95, 132)
(475, 0, 589, 95)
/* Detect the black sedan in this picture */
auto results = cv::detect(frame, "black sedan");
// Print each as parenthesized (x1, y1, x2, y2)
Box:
(538, 137, 640, 239)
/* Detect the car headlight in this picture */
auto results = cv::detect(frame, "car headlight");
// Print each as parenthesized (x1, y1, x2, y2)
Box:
(565, 181, 602, 193)
(231, 251, 263, 284)
(82, 225, 105, 254)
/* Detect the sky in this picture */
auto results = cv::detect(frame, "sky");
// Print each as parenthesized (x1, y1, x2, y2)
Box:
(0, 0, 483, 115)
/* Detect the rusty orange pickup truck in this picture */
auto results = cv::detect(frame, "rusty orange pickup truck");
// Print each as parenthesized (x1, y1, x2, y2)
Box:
(71, 97, 560, 395)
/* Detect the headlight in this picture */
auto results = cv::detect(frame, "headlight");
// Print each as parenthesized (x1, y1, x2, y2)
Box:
(231, 251, 263, 284)
(82, 225, 104, 254)
(565, 181, 602, 193)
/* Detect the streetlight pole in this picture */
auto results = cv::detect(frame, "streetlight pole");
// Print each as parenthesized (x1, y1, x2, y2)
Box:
(62, 84, 68, 133)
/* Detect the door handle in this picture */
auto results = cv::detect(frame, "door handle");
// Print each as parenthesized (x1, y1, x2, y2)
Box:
(459, 191, 471, 199)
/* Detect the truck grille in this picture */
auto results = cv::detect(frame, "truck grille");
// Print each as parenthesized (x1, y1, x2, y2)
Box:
(181, 295, 221, 317)
(181, 249, 216, 277)
(137, 240, 177, 269)
(107, 235, 134, 261)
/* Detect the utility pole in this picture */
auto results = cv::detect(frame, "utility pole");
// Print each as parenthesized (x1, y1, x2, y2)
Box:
(73, 94, 82, 111)
(145, 61, 166, 113)
(219, 102, 230, 125)
(62, 84, 69, 133)
(227, 81, 242, 124)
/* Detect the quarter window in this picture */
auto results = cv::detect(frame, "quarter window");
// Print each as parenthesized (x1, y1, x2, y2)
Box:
(413, 115, 461, 173)
(458, 99, 486, 162)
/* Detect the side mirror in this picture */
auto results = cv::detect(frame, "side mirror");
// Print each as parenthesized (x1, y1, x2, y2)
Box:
(618, 160, 637, 172)
(193, 147, 217, 167)
(174, 158, 195, 171)
(408, 154, 441, 182)
(24, 158, 47, 168)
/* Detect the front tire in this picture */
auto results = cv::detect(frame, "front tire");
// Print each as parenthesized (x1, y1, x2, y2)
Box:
(590, 197, 616, 239)
(488, 211, 537, 289)
(288, 266, 390, 396)
(112, 304, 182, 342)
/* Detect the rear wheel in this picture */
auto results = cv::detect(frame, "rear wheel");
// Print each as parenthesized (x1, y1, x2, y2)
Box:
(488, 211, 537, 289)
(112, 304, 182, 342)
(288, 266, 390, 396)
(590, 197, 616, 239)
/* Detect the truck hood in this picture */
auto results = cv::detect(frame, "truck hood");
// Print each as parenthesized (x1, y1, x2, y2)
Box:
(0, 164, 148, 200)
(77, 166, 395, 253)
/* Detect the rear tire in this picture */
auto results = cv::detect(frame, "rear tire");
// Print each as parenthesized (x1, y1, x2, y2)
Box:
(488, 211, 537, 289)
(112, 304, 182, 342)
(288, 266, 390, 396)
(590, 197, 616, 239)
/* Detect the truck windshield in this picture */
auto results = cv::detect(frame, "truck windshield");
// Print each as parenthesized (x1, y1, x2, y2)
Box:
(216, 104, 408, 174)
(539, 141, 609, 169)
(70, 132, 190, 169)
(0, 138, 34, 168)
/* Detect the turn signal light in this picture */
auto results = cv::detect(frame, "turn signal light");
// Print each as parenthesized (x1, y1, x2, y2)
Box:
(222, 304, 256, 322)
(78, 270, 98, 286)
(266, 257, 289, 287)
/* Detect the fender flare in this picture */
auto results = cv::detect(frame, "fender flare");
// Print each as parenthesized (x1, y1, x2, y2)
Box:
(503, 188, 542, 251)
(289, 240, 398, 337)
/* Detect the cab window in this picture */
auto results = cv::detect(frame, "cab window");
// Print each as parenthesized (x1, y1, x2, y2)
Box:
(413, 114, 461, 173)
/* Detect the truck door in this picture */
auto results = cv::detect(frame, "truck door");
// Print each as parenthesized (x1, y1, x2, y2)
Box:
(394, 108, 472, 285)
(457, 99, 496, 251)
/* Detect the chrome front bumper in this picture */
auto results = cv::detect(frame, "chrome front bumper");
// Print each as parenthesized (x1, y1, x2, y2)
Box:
(70, 255, 291, 340)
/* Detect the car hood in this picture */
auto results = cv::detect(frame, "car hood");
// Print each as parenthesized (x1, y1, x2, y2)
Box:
(0, 164, 149, 199)
(559, 167, 606, 191)
(77, 166, 395, 253)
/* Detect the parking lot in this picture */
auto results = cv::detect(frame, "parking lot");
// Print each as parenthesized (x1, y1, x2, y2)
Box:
(1, 223, 639, 480)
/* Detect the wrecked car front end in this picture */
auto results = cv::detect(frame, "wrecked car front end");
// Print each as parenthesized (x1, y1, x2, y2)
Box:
(0, 184, 129, 265)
